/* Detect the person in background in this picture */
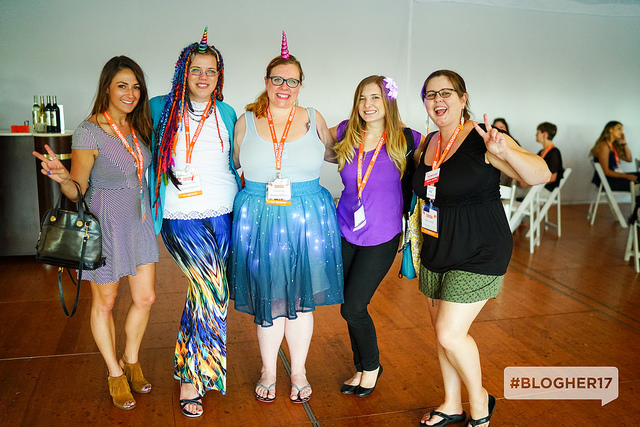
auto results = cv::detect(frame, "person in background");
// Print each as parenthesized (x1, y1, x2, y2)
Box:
(149, 28, 240, 418)
(492, 117, 519, 146)
(228, 32, 343, 404)
(590, 120, 640, 223)
(330, 75, 423, 398)
(33, 56, 158, 411)
(414, 70, 550, 427)
(535, 122, 564, 191)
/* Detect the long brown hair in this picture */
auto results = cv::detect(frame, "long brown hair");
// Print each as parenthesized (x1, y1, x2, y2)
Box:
(245, 55, 304, 118)
(90, 56, 152, 145)
(590, 121, 623, 157)
(334, 75, 406, 174)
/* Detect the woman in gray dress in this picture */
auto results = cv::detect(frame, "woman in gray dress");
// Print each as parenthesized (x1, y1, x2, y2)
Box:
(33, 56, 159, 411)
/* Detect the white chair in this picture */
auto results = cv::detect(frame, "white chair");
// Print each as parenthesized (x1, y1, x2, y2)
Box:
(624, 216, 639, 273)
(500, 182, 517, 219)
(587, 159, 633, 228)
(509, 184, 545, 253)
(530, 167, 573, 239)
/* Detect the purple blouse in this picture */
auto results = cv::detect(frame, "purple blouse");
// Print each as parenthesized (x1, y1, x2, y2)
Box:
(335, 120, 422, 246)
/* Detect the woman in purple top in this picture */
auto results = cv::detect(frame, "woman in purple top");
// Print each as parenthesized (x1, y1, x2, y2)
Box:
(330, 75, 423, 397)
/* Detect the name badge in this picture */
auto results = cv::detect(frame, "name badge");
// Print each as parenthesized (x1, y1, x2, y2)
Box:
(424, 169, 440, 186)
(266, 177, 292, 205)
(421, 204, 439, 238)
(176, 166, 203, 198)
(353, 200, 366, 231)
(426, 185, 436, 201)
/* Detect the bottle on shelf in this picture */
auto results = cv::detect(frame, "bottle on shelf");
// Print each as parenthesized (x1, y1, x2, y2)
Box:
(45, 96, 53, 133)
(51, 96, 60, 133)
(38, 96, 46, 130)
(31, 96, 39, 132)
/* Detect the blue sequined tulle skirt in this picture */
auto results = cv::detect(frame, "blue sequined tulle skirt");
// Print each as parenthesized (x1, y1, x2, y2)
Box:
(229, 179, 344, 326)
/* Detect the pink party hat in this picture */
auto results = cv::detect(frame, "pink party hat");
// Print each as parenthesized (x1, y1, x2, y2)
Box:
(198, 26, 208, 53)
(281, 31, 290, 59)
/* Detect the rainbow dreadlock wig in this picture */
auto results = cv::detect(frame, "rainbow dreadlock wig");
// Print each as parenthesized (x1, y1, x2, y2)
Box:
(152, 27, 225, 202)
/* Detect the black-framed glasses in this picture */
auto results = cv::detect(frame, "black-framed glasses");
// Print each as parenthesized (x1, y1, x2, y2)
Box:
(268, 76, 301, 88)
(424, 88, 456, 100)
(189, 67, 219, 77)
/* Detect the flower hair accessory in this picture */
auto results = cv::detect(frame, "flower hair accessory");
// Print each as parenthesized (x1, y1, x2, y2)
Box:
(198, 26, 208, 53)
(384, 77, 398, 100)
(281, 30, 290, 59)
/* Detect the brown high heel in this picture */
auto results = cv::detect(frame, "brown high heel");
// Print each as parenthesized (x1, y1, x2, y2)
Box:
(108, 374, 136, 410)
(120, 355, 152, 393)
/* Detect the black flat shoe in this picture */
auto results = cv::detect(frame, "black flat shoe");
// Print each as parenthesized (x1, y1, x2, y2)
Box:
(340, 383, 358, 395)
(467, 394, 496, 426)
(354, 365, 383, 397)
(419, 410, 466, 426)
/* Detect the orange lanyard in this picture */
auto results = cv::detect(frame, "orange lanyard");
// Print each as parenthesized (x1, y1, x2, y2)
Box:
(607, 142, 619, 166)
(103, 111, 144, 188)
(183, 98, 214, 163)
(266, 106, 296, 173)
(540, 144, 554, 159)
(431, 124, 462, 170)
(356, 132, 386, 199)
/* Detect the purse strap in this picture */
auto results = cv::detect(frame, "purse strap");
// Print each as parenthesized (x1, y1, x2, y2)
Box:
(57, 182, 89, 317)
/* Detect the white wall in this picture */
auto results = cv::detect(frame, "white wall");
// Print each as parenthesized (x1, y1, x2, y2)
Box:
(1, 0, 639, 201)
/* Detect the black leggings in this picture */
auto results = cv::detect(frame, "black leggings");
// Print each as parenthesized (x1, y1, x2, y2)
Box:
(340, 233, 401, 372)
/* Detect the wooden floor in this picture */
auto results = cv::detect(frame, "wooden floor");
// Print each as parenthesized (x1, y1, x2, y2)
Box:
(1, 204, 640, 426)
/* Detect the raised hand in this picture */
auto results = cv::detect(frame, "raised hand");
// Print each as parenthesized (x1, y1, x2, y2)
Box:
(32, 144, 72, 185)
(473, 113, 508, 159)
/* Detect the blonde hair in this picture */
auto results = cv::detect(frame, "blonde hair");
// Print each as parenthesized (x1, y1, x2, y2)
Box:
(245, 55, 304, 118)
(334, 75, 406, 174)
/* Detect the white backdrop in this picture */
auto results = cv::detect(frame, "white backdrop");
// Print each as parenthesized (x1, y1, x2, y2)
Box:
(1, 0, 639, 201)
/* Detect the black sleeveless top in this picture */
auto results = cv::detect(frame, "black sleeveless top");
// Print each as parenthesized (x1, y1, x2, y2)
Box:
(411, 127, 513, 275)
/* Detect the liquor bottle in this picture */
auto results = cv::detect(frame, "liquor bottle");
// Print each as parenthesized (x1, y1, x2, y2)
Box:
(32, 96, 39, 132)
(45, 96, 53, 133)
(39, 96, 46, 127)
(52, 96, 60, 133)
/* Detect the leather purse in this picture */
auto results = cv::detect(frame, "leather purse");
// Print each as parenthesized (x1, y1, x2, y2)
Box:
(36, 182, 106, 316)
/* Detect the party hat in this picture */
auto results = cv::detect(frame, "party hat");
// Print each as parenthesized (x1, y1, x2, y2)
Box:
(198, 26, 208, 53)
(281, 30, 290, 59)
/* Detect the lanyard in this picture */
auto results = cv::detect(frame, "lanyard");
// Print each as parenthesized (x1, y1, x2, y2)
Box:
(103, 111, 144, 188)
(607, 142, 619, 166)
(356, 132, 387, 199)
(431, 124, 462, 170)
(540, 144, 554, 159)
(183, 98, 214, 163)
(266, 106, 296, 173)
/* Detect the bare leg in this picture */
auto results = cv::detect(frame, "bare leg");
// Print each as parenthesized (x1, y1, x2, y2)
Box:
(421, 298, 487, 426)
(284, 312, 313, 400)
(255, 318, 286, 400)
(123, 263, 156, 364)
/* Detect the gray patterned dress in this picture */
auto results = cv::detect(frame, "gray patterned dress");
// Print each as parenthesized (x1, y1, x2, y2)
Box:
(72, 120, 159, 284)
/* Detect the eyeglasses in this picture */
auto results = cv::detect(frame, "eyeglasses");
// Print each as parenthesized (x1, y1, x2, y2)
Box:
(268, 76, 301, 88)
(423, 88, 456, 100)
(189, 67, 219, 77)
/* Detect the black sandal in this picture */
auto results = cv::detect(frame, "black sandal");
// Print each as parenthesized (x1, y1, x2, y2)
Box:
(467, 394, 496, 426)
(419, 410, 466, 426)
(180, 396, 203, 418)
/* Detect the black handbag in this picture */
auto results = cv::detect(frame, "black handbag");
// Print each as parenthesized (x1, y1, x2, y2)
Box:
(35, 182, 106, 316)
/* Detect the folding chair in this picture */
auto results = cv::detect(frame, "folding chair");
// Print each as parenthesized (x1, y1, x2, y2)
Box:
(500, 182, 517, 219)
(587, 159, 632, 228)
(509, 184, 545, 253)
(531, 168, 572, 238)
(624, 216, 639, 273)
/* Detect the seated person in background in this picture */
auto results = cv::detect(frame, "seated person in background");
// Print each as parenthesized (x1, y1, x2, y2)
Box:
(590, 121, 638, 190)
(493, 117, 520, 146)
(590, 120, 640, 222)
(536, 122, 564, 191)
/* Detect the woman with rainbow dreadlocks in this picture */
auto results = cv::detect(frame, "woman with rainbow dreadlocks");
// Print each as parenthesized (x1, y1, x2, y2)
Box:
(148, 28, 240, 418)
(228, 32, 343, 404)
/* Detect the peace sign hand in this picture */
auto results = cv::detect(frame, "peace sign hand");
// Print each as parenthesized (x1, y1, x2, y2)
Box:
(32, 144, 71, 185)
(473, 114, 509, 159)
